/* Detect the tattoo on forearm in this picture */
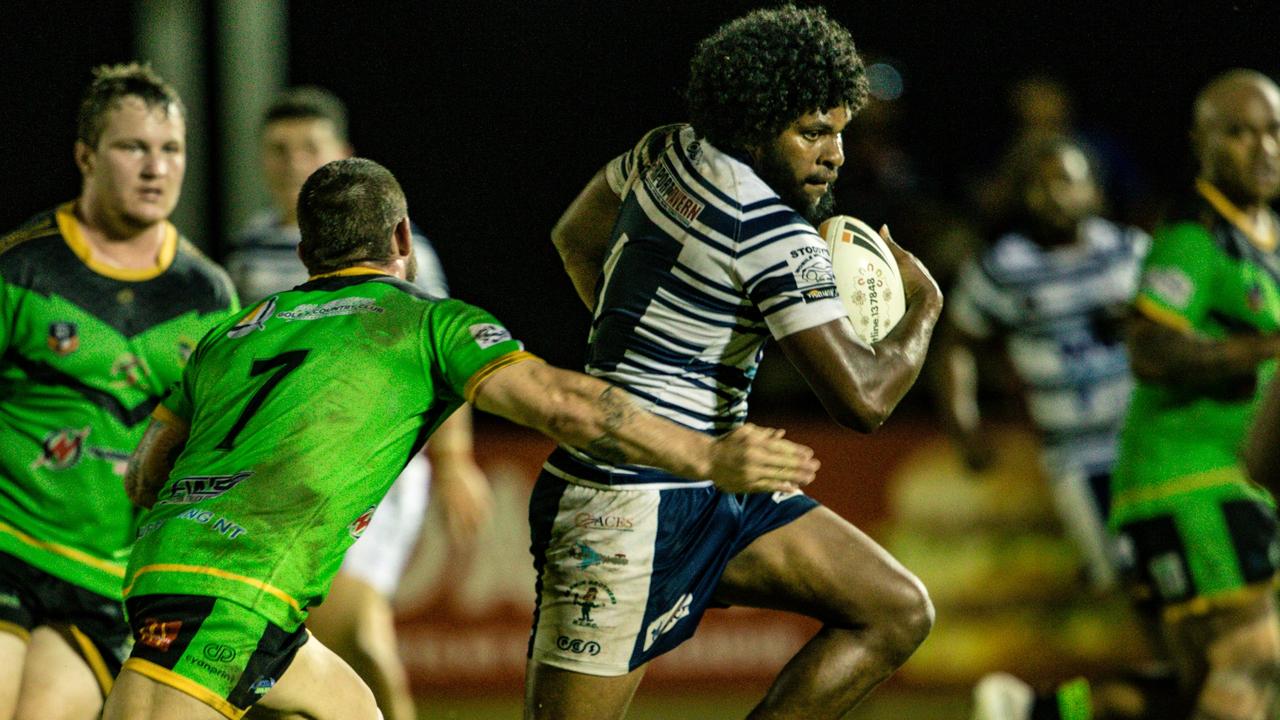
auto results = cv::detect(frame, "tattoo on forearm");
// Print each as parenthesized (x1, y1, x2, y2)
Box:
(584, 386, 638, 465)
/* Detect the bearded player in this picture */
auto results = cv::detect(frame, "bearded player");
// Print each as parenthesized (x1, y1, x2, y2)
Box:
(0, 64, 239, 719)
(529, 6, 942, 719)
(102, 157, 819, 720)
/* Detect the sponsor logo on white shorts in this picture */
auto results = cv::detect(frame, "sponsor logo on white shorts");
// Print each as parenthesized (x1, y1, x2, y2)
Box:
(556, 635, 602, 656)
(573, 512, 633, 531)
(644, 593, 692, 651)
(565, 579, 617, 629)
(568, 542, 629, 571)
(277, 297, 384, 321)
(469, 323, 512, 349)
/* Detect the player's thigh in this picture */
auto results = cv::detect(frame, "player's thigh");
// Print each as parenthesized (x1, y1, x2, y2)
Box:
(256, 632, 380, 720)
(103, 664, 226, 720)
(0, 630, 26, 720)
(525, 659, 646, 720)
(305, 572, 383, 651)
(14, 626, 102, 720)
(713, 505, 931, 628)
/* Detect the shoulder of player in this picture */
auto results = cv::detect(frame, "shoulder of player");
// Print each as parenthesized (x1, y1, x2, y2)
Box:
(169, 236, 239, 304)
(975, 231, 1043, 283)
(0, 206, 63, 264)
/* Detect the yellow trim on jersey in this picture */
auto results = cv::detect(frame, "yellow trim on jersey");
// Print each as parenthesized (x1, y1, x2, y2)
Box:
(0, 620, 30, 642)
(55, 202, 178, 281)
(1196, 179, 1278, 253)
(306, 266, 391, 281)
(0, 215, 60, 257)
(1162, 578, 1276, 624)
(464, 351, 542, 403)
(69, 624, 115, 695)
(0, 521, 125, 578)
(122, 657, 245, 720)
(1133, 295, 1192, 332)
(123, 564, 302, 613)
(1112, 466, 1244, 509)
(151, 403, 190, 431)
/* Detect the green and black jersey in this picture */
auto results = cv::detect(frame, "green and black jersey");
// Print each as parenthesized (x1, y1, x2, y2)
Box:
(124, 268, 533, 630)
(0, 203, 239, 599)
(1113, 182, 1280, 527)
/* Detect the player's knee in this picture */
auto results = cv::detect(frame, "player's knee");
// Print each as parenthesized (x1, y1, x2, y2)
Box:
(868, 570, 933, 664)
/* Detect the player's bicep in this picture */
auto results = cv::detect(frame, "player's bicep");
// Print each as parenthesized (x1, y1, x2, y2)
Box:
(735, 225, 846, 340)
(550, 170, 619, 263)
(468, 357, 557, 428)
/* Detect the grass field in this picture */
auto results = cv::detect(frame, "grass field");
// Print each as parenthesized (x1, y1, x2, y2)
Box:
(416, 689, 971, 719)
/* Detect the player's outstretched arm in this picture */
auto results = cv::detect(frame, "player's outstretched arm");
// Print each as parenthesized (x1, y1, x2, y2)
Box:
(471, 359, 819, 493)
(551, 167, 621, 310)
(1126, 312, 1280, 391)
(124, 416, 189, 509)
(779, 227, 943, 433)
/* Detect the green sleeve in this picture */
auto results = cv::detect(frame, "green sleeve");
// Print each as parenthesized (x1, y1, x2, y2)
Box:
(423, 299, 529, 401)
(1133, 222, 1222, 330)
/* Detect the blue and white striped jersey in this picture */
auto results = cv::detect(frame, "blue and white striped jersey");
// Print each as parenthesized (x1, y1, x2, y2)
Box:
(546, 124, 849, 489)
(949, 217, 1149, 475)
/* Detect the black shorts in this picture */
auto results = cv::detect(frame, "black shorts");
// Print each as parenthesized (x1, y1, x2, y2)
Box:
(123, 594, 308, 719)
(0, 551, 130, 695)
(1115, 498, 1280, 617)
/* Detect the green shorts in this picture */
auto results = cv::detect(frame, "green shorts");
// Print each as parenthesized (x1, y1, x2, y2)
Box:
(122, 594, 307, 720)
(1114, 497, 1280, 620)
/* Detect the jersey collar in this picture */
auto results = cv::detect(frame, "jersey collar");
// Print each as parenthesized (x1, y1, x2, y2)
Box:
(1196, 179, 1278, 253)
(305, 266, 393, 282)
(56, 202, 178, 281)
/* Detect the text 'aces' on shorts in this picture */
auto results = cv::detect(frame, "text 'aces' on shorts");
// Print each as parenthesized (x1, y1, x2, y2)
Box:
(122, 594, 308, 720)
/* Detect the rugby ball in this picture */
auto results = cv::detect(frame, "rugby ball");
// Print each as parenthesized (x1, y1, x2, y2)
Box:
(819, 215, 906, 344)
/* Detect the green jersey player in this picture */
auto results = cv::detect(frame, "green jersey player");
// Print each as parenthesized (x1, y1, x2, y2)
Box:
(102, 158, 819, 720)
(0, 64, 238, 720)
(976, 70, 1280, 720)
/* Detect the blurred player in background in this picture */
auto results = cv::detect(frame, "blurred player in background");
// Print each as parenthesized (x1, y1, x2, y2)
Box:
(224, 87, 488, 720)
(103, 157, 819, 720)
(939, 134, 1149, 591)
(976, 69, 1280, 720)
(531, 6, 942, 719)
(0, 63, 239, 719)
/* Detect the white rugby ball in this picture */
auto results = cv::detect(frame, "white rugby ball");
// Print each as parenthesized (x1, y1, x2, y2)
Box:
(818, 215, 906, 344)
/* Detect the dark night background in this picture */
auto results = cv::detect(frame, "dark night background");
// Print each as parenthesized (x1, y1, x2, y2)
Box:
(3, 0, 1279, 376)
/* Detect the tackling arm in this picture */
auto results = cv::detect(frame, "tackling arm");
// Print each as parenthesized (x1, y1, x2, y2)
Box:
(470, 359, 819, 493)
(124, 416, 189, 509)
(551, 167, 621, 310)
(779, 228, 943, 433)
(1244, 373, 1280, 494)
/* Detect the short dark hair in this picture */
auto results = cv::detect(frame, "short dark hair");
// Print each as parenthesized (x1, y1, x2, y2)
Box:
(297, 158, 407, 275)
(76, 62, 184, 148)
(263, 86, 349, 141)
(686, 5, 868, 153)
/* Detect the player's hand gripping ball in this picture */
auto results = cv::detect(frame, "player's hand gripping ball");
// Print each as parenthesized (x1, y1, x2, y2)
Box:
(818, 215, 907, 344)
